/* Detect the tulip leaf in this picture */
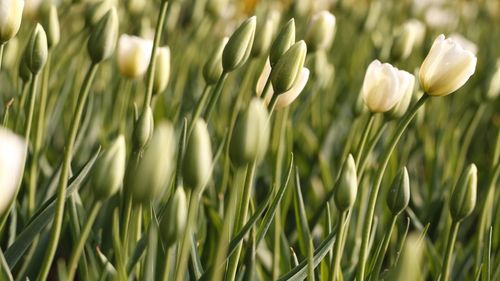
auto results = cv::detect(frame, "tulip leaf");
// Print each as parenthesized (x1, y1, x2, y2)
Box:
(0, 249, 13, 281)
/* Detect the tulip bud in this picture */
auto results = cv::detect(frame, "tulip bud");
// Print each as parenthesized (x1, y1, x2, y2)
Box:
(305, 11, 336, 53)
(270, 41, 307, 94)
(25, 24, 48, 75)
(130, 122, 176, 203)
(386, 167, 410, 216)
(87, 8, 119, 64)
(117, 34, 153, 78)
(22, 0, 42, 20)
(92, 135, 126, 200)
(222, 16, 256, 72)
(450, 164, 477, 222)
(2, 37, 18, 69)
(419, 34, 477, 97)
(203, 37, 228, 85)
(182, 119, 213, 191)
(160, 187, 188, 247)
(386, 73, 415, 119)
(486, 59, 500, 100)
(18, 54, 32, 83)
(152, 46, 170, 94)
(41, 5, 60, 49)
(353, 89, 368, 117)
(85, 0, 115, 28)
(275, 67, 309, 109)
(132, 106, 154, 151)
(251, 16, 275, 58)
(269, 18, 295, 67)
(0, 0, 24, 44)
(334, 154, 358, 212)
(0, 127, 26, 217)
(390, 24, 415, 62)
(230, 98, 270, 167)
(361, 60, 411, 113)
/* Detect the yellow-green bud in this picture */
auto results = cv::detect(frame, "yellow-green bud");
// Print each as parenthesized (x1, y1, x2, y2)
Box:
(87, 8, 118, 64)
(203, 37, 228, 85)
(132, 106, 154, 151)
(25, 24, 48, 75)
(486, 59, 500, 101)
(386, 167, 410, 215)
(450, 164, 477, 222)
(41, 5, 60, 49)
(85, 0, 114, 28)
(152, 46, 170, 94)
(182, 119, 213, 191)
(222, 16, 256, 72)
(130, 122, 176, 203)
(269, 18, 295, 67)
(160, 187, 187, 247)
(18, 54, 32, 83)
(334, 154, 358, 211)
(230, 98, 270, 167)
(92, 135, 126, 200)
(270, 40, 307, 94)
(0, 0, 24, 44)
(251, 16, 275, 58)
(305, 11, 336, 53)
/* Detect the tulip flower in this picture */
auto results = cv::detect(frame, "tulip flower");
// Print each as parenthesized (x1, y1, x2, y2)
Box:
(0, 127, 26, 217)
(117, 34, 153, 78)
(152, 46, 170, 94)
(419, 34, 477, 97)
(0, 0, 24, 44)
(449, 33, 478, 55)
(305, 11, 336, 53)
(486, 58, 500, 100)
(387, 73, 415, 119)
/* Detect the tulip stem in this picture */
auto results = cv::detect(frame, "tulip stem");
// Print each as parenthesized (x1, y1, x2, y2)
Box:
(37, 63, 99, 281)
(330, 210, 348, 281)
(356, 94, 429, 281)
(67, 200, 102, 281)
(441, 220, 460, 281)
(355, 114, 375, 166)
(144, 0, 169, 112)
(188, 84, 210, 136)
(14, 81, 29, 133)
(0, 44, 4, 71)
(261, 76, 273, 102)
(368, 214, 398, 281)
(162, 247, 172, 281)
(204, 72, 228, 122)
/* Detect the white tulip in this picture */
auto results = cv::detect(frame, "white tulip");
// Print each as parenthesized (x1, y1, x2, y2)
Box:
(305, 10, 336, 52)
(388, 72, 415, 118)
(22, 0, 41, 20)
(117, 34, 153, 78)
(405, 19, 426, 48)
(0, 0, 24, 44)
(361, 60, 409, 113)
(152, 46, 171, 94)
(449, 33, 478, 55)
(0, 127, 26, 217)
(419, 34, 477, 97)
(255, 58, 272, 103)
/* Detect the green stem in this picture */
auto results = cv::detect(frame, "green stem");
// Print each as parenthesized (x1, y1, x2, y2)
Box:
(355, 114, 375, 166)
(37, 63, 98, 281)
(14, 81, 28, 133)
(330, 211, 348, 281)
(225, 161, 257, 281)
(203, 72, 228, 122)
(0, 44, 4, 71)
(268, 93, 279, 114)
(66, 200, 102, 281)
(162, 248, 172, 281)
(357, 94, 429, 281)
(358, 123, 388, 176)
(144, 0, 169, 112)
(187, 84, 210, 135)
(441, 220, 460, 281)
(368, 214, 398, 281)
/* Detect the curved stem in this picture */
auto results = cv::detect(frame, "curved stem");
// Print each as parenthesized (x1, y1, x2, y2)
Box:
(441, 220, 460, 281)
(355, 114, 375, 166)
(330, 211, 348, 281)
(203, 72, 228, 122)
(66, 201, 102, 281)
(368, 214, 397, 281)
(356, 94, 429, 281)
(174, 189, 199, 281)
(37, 63, 98, 281)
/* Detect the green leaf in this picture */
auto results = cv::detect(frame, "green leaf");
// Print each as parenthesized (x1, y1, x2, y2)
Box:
(0, 249, 13, 281)
(293, 166, 312, 257)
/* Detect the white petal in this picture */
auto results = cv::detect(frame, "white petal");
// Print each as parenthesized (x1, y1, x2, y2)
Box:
(276, 68, 310, 109)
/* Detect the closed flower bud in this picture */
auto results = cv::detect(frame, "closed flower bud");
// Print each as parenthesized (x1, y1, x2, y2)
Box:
(203, 37, 228, 85)
(160, 187, 187, 247)
(130, 122, 176, 203)
(269, 18, 295, 67)
(386, 167, 410, 215)
(450, 164, 477, 222)
(353, 89, 369, 117)
(390, 23, 416, 61)
(22, 0, 41, 20)
(275, 67, 309, 109)
(305, 11, 336, 53)
(334, 154, 358, 211)
(0, 127, 26, 217)
(222, 16, 256, 72)
(41, 5, 60, 49)
(230, 98, 270, 167)
(419, 34, 477, 97)
(87, 8, 119, 64)
(0, 0, 24, 44)
(117, 34, 153, 78)
(361, 60, 411, 113)
(270, 40, 307, 94)
(2, 37, 18, 68)
(486, 59, 500, 100)
(251, 16, 275, 58)
(25, 24, 48, 75)
(152, 46, 170, 94)
(182, 119, 213, 191)
(85, 0, 115, 28)
(132, 105, 154, 151)
(92, 135, 126, 200)
(386, 72, 415, 119)
(18, 53, 31, 82)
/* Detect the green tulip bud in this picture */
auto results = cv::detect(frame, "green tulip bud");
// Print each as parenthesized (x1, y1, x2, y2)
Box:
(18, 54, 32, 83)
(386, 167, 410, 216)
(132, 106, 154, 151)
(87, 8, 118, 64)
(92, 135, 126, 200)
(230, 98, 270, 167)
(270, 40, 307, 94)
(334, 154, 358, 211)
(251, 16, 275, 58)
(152, 46, 170, 94)
(182, 119, 213, 191)
(130, 122, 176, 203)
(85, 0, 114, 28)
(269, 18, 295, 67)
(25, 24, 48, 75)
(450, 164, 477, 222)
(305, 11, 336, 53)
(41, 5, 60, 49)
(222, 16, 256, 72)
(203, 37, 228, 85)
(160, 187, 188, 247)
